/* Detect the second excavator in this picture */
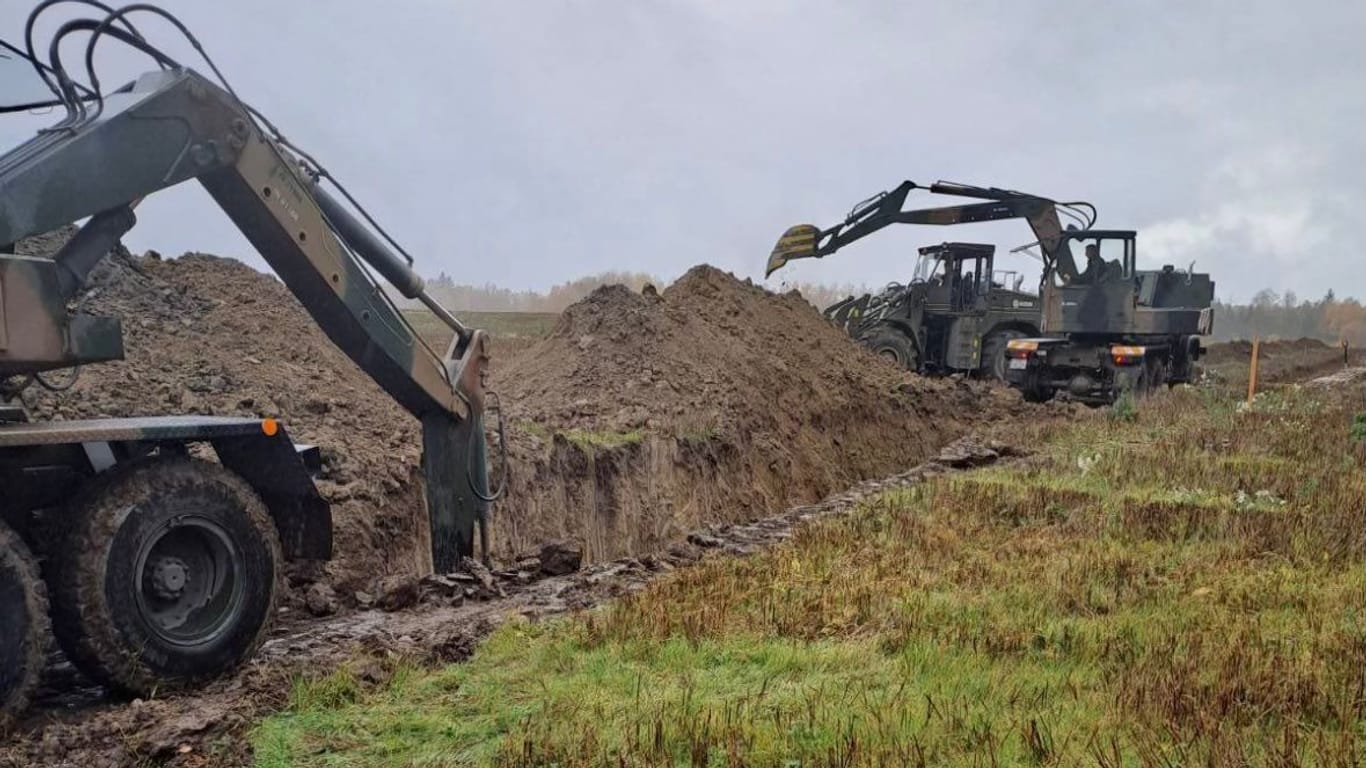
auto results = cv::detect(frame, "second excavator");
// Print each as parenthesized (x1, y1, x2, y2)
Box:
(769, 180, 1214, 402)
(766, 181, 1094, 380)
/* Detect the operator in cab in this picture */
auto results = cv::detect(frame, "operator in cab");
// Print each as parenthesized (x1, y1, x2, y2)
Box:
(1078, 243, 1104, 284)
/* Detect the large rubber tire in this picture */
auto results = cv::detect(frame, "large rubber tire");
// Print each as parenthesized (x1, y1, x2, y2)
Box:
(862, 328, 920, 371)
(48, 458, 281, 696)
(0, 521, 48, 733)
(982, 328, 1028, 382)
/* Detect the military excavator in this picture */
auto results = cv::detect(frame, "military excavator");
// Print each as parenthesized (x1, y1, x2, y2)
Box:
(0, 4, 500, 727)
(767, 181, 1092, 379)
(768, 180, 1215, 403)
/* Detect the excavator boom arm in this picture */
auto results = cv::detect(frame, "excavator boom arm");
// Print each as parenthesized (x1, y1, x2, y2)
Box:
(766, 180, 1089, 281)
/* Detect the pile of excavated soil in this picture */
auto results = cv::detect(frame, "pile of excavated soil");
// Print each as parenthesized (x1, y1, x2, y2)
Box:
(489, 265, 1026, 558)
(1202, 338, 1361, 384)
(18, 241, 1024, 588)
(21, 244, 427, 591)
(1203, 337, 1328, 365)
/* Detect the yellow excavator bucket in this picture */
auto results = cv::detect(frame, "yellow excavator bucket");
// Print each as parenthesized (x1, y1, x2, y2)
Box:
(765, 224, 821, 277)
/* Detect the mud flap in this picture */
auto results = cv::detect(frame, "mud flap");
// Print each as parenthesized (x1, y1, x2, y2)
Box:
(421, 411, 484, 572)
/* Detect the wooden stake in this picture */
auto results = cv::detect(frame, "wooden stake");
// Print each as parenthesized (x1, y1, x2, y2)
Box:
(1247, 336, 1260, 404)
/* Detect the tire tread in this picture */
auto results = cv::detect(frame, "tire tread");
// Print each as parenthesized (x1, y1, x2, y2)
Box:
(48, 457, 281, 695)
(0, 522, 49, 732)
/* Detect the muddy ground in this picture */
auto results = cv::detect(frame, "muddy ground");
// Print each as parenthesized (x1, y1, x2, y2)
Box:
(0, 437, 1015, 768)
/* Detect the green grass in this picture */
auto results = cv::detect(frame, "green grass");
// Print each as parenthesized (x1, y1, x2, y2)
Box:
(254, 385, 1365, 767)
(518, 421, 645, 451)
(403, 310, 558, 350)
(559, 429, 644, 450)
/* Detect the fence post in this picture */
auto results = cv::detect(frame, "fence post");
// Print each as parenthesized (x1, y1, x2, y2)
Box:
(1247, 336, 1260, 404)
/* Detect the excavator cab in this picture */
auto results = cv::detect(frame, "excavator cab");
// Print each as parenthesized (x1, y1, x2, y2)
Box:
(1041, 230, 1213, 336)
(1064, 233, 1133, 287)
(911, 243, 991, 313)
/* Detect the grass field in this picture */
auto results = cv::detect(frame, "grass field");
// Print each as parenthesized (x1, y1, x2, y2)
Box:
(254, 383, 1365, 767)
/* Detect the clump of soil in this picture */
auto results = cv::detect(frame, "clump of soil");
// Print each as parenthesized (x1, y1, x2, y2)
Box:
(500, 265, 984, 434)
(490, 265, 1022, 558)
(22, 246, 426, 590)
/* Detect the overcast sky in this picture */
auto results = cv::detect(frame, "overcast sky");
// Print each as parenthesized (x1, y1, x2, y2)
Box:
(3, 1, 1363, 302)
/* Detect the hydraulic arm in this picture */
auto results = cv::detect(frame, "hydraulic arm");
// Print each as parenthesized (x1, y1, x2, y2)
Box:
(766, 180, 1097, 283)
(0, 60, 490, 570)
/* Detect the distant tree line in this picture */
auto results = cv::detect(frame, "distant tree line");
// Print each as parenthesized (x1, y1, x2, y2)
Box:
(400, 273, 1363, 345)
(1212, 290, 1364, 344)
(417, 270, 660, 313)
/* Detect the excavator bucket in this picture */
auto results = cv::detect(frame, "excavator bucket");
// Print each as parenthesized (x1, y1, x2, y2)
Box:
(766, 224, 822, 277)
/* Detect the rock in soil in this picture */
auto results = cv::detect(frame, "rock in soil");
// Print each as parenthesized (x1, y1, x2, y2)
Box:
(304, 583, 339, 617)
(378, 576, 420, 612)
(538, 540, 584, 575)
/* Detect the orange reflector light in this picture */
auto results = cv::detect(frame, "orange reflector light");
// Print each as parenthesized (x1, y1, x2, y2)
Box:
(1110, 345, 1146, 365)
(1006, 339, 1038, 352)
(261, 418, 279, 437)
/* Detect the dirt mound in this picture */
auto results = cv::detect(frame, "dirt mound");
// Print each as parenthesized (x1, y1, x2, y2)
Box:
(1201, 338, 1357, 385)
(1203, 337, 1329, 365)
(18, 246, 1019, 589)
(501, 265, 966, 434)
(490, 265, 1022, 558)
(22, 247, 426, 590)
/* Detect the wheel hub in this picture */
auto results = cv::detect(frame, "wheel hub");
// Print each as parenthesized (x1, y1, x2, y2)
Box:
(147, 556, 190, 601)
(133, 517, 243, 643)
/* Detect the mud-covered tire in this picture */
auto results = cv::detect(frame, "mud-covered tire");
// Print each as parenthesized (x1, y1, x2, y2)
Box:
(862, 328, 919, 371)
(48, 458, 281, 696)
(982, 328, 1028, 382)
(0, 521, 48, 733)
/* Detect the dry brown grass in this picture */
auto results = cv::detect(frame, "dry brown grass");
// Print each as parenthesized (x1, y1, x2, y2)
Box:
(255, 383, 1366, 767)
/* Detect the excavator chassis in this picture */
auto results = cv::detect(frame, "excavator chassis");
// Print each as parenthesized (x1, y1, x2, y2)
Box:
(1004, 335, 1203, 404)
(0, 414, 328, 726)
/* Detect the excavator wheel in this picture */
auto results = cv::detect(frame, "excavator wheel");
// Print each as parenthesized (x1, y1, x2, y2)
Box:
(863, 328, 919, 371)
(48, 458, 281, 696)
(982, 329, 1028, 383)
(0, 521, 49, 733)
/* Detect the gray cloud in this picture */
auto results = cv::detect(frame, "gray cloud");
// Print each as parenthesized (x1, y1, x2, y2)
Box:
(3, 0, 1362, 301)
